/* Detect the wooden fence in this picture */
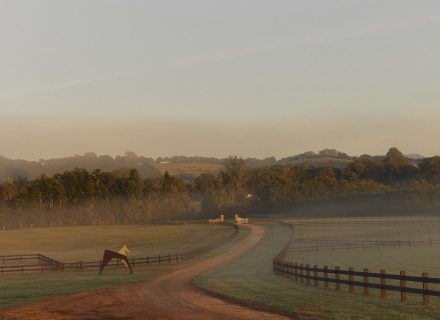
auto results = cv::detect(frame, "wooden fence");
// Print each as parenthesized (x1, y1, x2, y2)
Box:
(287, 219, 440, 226)
(273, 260, 440, 305)
(0, 223, 239, 275)
(273, 222, 440, 305)
(288, 238, 440, 254)
(0, 254, 64, 275)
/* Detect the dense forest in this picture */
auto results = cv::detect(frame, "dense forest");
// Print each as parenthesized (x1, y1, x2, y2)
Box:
(1, 147, 440, 229)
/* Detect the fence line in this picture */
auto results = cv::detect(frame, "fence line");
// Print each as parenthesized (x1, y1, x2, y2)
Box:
(287, 219, 440, 226)
(273, 222, 440, 305)
(0, 223, 239, 275)
(287, 238, 440, 254)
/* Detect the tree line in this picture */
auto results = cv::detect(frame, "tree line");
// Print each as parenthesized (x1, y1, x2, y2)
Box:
(1, 148, 440, 229)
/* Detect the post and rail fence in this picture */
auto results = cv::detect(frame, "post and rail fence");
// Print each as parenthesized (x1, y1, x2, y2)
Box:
(273, 259, 440, 305)
(0, 223, 239, 275)
(273, 221, 440, 306)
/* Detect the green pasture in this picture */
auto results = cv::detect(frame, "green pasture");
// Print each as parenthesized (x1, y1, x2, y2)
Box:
(194, 220, 440, 320)
(0, 223, 238, 309)
(0, 223, 235, 262)
(0, 267, 165, 308)
(287, 217, 440, 242)
(287, 222, 440, 276)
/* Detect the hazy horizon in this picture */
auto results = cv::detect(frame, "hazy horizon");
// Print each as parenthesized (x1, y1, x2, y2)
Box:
(1, 1, 439, 160)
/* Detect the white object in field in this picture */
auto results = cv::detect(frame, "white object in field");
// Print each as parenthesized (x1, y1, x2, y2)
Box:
(208, 214, 225, 224)
(118, 244, 130, 267)
(234, 214, 249, 224)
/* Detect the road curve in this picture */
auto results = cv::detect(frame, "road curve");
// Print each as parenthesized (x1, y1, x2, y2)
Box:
(1, 225, 292, 320)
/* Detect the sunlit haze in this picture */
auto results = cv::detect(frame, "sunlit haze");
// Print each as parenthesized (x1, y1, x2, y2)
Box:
(1, 0, 439, 160)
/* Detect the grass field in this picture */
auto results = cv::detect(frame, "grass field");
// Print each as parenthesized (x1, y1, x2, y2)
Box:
(0, 223, 234, 262)
(194, 220, 440, 320)
(0, 267, 165, 308)
(0, 223, 236, 308)
(286, 220, 440, 276)
(155, 162, 223, 178)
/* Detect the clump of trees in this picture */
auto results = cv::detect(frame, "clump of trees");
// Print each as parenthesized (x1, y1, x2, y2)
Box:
(1, 148, 440, 229)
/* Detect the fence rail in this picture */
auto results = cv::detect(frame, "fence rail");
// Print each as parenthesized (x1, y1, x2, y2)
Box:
(288, 238, 440, 254)
(287, 219, 440, 226)
(0, 223, 239, 275)
(273, 222, 440, 305)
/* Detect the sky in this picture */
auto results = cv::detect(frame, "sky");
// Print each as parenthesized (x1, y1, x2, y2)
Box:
(0, 0, 439, 160)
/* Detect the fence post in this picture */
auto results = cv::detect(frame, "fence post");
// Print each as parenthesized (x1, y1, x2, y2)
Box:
(363, 268, 369, 296)
(380, 269, 387, 299)
(306, 264, 311, 286)
(400, 271, 407, 303)
(300, 264, 304, 283)
(159, 255, 161, 264)
(335, 266, 340, 291)
(314, 265, 318, 287)
(349, 267, 354, 293)
(423, 272, 429, 306)
(324, 265, 328, 288)
(293, 263, 298, 282)
(168, 254, 171, 264)
(132, 257, 135, 267)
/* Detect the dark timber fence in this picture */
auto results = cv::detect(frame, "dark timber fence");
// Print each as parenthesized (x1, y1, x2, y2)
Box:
(273, 222, 440, 305)
(1, 223, 239, 275)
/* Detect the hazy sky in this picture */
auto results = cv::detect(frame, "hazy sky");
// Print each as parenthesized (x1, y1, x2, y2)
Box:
(1, 0, 439, 160)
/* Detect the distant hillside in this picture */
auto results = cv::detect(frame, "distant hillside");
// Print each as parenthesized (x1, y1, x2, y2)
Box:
(0, 149, 421, 182)
(278, 149, 353, 169)
(0, 152, 161, 181)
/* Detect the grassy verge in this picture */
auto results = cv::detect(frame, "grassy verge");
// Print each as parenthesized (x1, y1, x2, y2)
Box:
(193, 222, 440, 320)
(0, 267, 166, 308)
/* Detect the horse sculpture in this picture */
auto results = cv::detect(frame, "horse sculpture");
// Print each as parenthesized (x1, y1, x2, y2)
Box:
(99, 244, 133, 275)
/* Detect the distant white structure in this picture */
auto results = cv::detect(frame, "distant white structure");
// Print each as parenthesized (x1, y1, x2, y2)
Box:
(234, 214, 249, 224)
(209, 214, 225, 224)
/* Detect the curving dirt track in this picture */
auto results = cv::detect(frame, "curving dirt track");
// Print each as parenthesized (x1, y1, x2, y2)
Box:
(1, 225, 293, 320)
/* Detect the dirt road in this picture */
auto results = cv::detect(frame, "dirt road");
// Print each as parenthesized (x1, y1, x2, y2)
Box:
(1, 225, 293, 320)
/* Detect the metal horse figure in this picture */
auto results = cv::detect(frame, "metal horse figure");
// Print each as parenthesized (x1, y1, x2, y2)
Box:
(99, 244, 133, 275)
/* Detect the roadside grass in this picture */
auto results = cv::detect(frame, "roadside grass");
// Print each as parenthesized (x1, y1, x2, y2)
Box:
(194, 221, 440, 320)
(0, 267, 165, 308)
(0, 223, 234, 262)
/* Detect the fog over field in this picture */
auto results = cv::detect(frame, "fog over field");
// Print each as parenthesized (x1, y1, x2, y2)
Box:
(1, 1, 440, 319)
